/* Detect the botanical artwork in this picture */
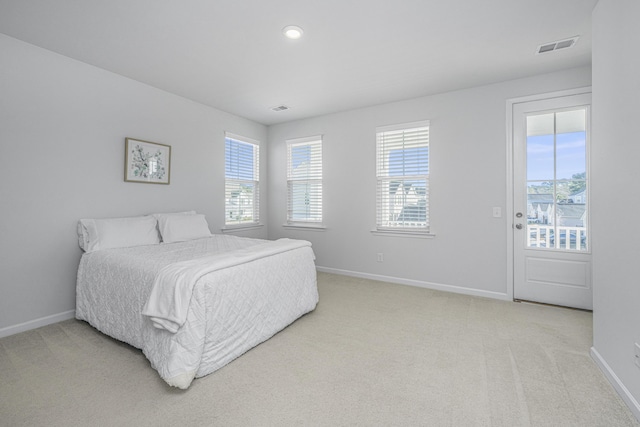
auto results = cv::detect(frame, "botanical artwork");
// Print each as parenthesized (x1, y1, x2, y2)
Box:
(125, 138, 171, 184)
(130, 144, 166, 179)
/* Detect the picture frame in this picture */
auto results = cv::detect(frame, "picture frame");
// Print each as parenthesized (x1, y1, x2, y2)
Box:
(124, 137, 171, 184)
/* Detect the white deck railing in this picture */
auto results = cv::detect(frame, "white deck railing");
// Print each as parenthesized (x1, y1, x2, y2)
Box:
(527, 224, 587, 251)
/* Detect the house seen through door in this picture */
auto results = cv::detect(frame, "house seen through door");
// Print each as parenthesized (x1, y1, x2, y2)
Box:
(512, 92, 592, 310)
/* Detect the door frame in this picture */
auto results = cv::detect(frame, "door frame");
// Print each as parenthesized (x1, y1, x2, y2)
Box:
(505, 87, 592, 302)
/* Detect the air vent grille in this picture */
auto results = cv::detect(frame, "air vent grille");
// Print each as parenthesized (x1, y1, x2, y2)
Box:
(536, 36, 579, 54)
(270, 105, 290, 112)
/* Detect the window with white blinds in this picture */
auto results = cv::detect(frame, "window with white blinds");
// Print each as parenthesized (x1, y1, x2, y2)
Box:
(287, 136, 322, 225)
(225, 133, 259, 226)
(376, 121, 429, 232)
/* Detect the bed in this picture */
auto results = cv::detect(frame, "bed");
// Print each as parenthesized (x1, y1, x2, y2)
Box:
(75, 213, 318, 389)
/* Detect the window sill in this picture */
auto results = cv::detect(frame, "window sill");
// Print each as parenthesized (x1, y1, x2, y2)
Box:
(282, 223, 327, 231)
(221, 223, 264, 233)
(370, 229, 435, 239)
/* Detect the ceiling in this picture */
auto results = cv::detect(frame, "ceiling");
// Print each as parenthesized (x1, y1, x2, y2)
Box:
(0, 0, 597, 125)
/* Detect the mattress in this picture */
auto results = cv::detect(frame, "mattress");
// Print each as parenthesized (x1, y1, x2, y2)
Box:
(76, 234, 318, 389)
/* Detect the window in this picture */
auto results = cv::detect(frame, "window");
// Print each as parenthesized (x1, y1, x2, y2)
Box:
(225, 133, 259, 226)
(287, 136, 323, 225)
(376, 121, 430, 232)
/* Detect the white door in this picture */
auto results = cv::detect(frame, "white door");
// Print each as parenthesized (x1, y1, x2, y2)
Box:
(512, 92, 592, 310)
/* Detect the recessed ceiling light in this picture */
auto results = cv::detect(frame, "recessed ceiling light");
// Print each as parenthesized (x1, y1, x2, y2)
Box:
(282, 25, 304, 40)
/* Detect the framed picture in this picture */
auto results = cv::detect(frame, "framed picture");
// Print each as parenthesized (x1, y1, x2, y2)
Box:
(124, 138, 171, 184)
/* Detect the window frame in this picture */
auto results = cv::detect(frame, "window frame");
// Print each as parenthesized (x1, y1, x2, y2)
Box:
(374, 120, 431, 236)
(224, 132, 260, 229)
(285, 135, 324, 229)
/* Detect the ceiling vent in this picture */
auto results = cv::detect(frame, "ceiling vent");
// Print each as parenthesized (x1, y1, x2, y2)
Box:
(270, 105, 290, 112)
(536, 36, 579, 54)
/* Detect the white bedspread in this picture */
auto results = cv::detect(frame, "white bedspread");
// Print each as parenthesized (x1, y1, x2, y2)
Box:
(76, 235, 318, 389)
(142, 238, 311, 333)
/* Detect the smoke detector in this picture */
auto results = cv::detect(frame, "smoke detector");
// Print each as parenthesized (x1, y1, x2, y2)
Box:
(270, 105, 290, 112)
(536, 36, 580, 54)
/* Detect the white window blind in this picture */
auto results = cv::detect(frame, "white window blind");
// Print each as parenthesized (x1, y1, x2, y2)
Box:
(376, 121, 429, 231)
(287, 136, 322, 225)
(225, 133, 259, 226)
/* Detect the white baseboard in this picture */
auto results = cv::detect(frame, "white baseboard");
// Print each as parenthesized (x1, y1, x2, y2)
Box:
(0, 310, 76, 339)
(591, 347, 640, 422)
(316, 266, 511, 301)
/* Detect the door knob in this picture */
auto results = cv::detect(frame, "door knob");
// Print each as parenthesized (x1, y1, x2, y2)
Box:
(515, 224, 523, 230)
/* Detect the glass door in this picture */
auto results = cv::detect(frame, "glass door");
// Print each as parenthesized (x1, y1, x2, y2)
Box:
(512, 92, 592, 310)
(526, 108, 588, 251)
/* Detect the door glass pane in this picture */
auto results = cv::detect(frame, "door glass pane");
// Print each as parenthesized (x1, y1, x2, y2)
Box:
(526, 113, 555, 181)
(527, 134, 555, 181)
(525, 108, 588, 251)
(527, 184, 553, 248)
(556, 109, 586, 180)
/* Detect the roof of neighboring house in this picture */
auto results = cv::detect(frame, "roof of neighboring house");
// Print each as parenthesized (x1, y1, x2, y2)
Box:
(528, 194, 554, 202)
(557, 203, 586, 218)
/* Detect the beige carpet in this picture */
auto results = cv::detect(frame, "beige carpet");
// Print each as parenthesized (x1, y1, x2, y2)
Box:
(1, 272, 638, 426)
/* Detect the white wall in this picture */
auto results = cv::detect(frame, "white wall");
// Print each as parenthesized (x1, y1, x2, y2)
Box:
(268, 67, 592, 297)
(0, 34, 267, 333)
(0, 28, 600, 346)
(591, 0, 640, 418)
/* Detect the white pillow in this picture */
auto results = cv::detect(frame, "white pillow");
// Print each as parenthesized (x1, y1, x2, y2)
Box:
(150, 210, 196, 222)
(78, 216, 160, 252)
(158, 214, 212, 243)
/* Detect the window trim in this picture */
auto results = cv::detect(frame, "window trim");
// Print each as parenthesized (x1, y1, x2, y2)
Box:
(370, 229, 436, 238)
(224, 132, 260, 227)
(286, 135, 323, 228)
(375, 120, 430, 235)
(220, 223, 264, 233)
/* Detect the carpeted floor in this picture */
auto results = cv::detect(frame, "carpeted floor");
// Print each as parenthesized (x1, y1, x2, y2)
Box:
(1, 272, 638, 426)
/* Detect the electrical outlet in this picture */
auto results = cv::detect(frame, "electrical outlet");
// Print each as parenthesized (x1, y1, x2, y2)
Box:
(635, 343, 640, 369)
(377, 253, 384, 263)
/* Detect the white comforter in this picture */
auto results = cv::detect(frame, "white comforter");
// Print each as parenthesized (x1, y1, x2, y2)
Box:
(76, 235, 318, 389)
